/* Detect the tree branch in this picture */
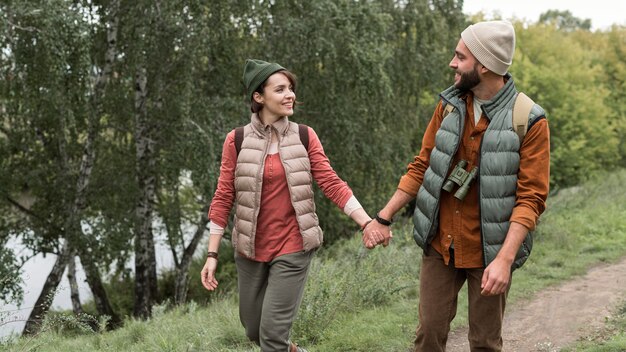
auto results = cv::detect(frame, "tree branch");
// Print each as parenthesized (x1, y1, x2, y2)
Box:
(4, 196, 60, 233)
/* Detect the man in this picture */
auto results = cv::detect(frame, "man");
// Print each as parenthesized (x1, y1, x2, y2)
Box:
(363, 20, 550, 351)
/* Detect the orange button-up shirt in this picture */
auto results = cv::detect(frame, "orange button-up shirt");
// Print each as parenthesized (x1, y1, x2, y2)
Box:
(398, 93, 550, 268)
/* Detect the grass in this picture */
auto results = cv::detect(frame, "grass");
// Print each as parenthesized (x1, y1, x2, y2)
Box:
(2, 169, 626, 351)
(560, 300, 626, 352)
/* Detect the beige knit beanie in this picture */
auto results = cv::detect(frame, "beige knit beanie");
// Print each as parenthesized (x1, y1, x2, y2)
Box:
(461, 20, 515, 76)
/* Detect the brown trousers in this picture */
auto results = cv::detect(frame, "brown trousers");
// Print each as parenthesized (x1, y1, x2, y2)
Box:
(414, 247, 511, 352)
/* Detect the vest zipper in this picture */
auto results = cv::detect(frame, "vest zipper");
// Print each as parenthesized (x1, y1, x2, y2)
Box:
(427, 100, 464, 243)
(249, 126, 272, 258)
(277, 126, 309, 245)
(477, 133, 486, 267)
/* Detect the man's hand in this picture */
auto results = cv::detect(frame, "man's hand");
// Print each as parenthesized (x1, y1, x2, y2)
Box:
(362, 220, 392, 249)
(201, 257, 219, 291)
(480, 257, 511, 296)
(481, 222, 528, 295)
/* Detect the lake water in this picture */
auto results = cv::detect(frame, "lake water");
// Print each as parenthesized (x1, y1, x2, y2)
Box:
(0, 239, 183, 340)
(0, 251, 92, 339)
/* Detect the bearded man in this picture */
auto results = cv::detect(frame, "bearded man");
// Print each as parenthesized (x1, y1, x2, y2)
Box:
(363, 20, 551, 351)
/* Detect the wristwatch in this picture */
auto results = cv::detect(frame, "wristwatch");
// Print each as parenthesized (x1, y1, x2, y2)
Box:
(374, 213, 392, 226)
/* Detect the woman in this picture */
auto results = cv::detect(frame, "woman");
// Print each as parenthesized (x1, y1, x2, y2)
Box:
(200, 59, 372, 352)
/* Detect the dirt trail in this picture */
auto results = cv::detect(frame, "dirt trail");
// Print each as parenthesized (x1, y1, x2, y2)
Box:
(446, 257, 626, 351)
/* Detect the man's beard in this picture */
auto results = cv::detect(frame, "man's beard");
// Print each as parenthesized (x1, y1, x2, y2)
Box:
(455, 64, 481, 91)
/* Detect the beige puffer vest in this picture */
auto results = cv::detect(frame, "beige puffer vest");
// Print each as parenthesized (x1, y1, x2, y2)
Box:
(232, 114, 322, 259)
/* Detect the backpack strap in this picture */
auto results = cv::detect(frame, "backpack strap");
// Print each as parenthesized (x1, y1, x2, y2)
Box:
(442, 102, 455, 118)
(441, 94, 535, 144)
(234, 124, 309, 157)
(298, 124, 309, 151)
(234, 126, 244, 155)
(512, 92, 534, 143)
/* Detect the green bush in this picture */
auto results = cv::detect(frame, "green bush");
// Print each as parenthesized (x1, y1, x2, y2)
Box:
(6, 170, 626, 352)
(158, 242, 239, 305)
(293, 228, 420, 345)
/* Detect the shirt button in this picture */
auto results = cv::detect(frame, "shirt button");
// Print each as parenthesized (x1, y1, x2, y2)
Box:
(470, 137, 475, 140)
(455, 210, 460, 214)
(447, 235, 452, 239)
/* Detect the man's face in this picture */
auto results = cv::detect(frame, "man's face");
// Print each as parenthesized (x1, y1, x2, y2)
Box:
(449, 39, 482, 91)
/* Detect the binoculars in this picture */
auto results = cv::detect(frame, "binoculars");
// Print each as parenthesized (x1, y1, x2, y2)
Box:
(442, 160, 478, 201)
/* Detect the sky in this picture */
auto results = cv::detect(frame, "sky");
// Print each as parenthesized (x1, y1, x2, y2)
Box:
(463, 0, 626, 31)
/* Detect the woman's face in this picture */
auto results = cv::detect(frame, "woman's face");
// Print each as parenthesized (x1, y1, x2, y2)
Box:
(254, 72, 295, 120)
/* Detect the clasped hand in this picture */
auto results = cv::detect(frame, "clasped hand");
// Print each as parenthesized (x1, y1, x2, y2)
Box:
(362, 220, 392, 249)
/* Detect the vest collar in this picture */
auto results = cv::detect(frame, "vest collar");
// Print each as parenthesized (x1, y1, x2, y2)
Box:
(440, 74, 517, 122)
(481, 74, 516, 120)
(250, 113, 290, 138)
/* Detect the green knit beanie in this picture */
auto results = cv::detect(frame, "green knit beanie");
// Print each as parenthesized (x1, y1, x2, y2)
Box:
(242, 59, 285, 102)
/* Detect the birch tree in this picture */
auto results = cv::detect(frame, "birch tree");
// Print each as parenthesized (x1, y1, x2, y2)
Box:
(0, 0, 121, 334)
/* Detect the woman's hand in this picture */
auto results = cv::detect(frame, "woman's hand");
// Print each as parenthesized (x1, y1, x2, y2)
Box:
(362, 220, 393, 249)
(201, 257, 219, 291)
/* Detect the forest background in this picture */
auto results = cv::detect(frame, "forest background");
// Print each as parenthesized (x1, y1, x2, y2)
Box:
(0, 0, 624, 344)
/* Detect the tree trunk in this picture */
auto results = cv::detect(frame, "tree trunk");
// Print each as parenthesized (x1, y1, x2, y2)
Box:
(22, 1, 120, 336)
(78, 254, 122, 328)
(23, 243, 71, 335)
(67, 252, 83, 316)
(147, 225, 158, 304)
(74, 2, 122, 329)
(133, 66, 157, 319)
(174, 206, 209, 304)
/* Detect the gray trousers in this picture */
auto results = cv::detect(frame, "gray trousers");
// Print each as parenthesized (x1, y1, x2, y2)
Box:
(235, 250, 314, 352)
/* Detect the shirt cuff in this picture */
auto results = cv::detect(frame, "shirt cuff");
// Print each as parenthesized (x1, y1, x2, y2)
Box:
(397, 175, 420, 198)
(510, 206, 537, 232)
(343, 195, 363, 216)
(208, 221, 225, 235)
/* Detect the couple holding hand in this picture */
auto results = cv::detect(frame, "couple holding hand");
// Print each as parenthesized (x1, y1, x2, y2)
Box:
(202, 20, 550, 352)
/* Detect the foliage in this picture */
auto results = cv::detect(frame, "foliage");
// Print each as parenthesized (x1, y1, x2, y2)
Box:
(0, 0, 466, 313)
(3, 169, 626, 351)
(538, 9, 591, 31)
(39, 311, 103, 337)
(512, 23, 624, 189)
(0, 246, 22, 304)
(0, 0, 624, 331)
(580, 26, 626, 169)
(508, 169, 626, 306)
(0, 0, 109, 312)
(292, 232, 418, 345)
(560, 301, 626, 351)
(157, 242, 239, 305)
(243, 0, 467, 235)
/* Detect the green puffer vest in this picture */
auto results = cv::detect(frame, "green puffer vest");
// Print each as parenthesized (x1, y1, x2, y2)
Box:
(412, 75, 545, 269)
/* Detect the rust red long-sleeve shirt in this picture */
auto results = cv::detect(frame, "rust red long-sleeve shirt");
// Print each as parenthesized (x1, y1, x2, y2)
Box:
(398, 93, 550, 268)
